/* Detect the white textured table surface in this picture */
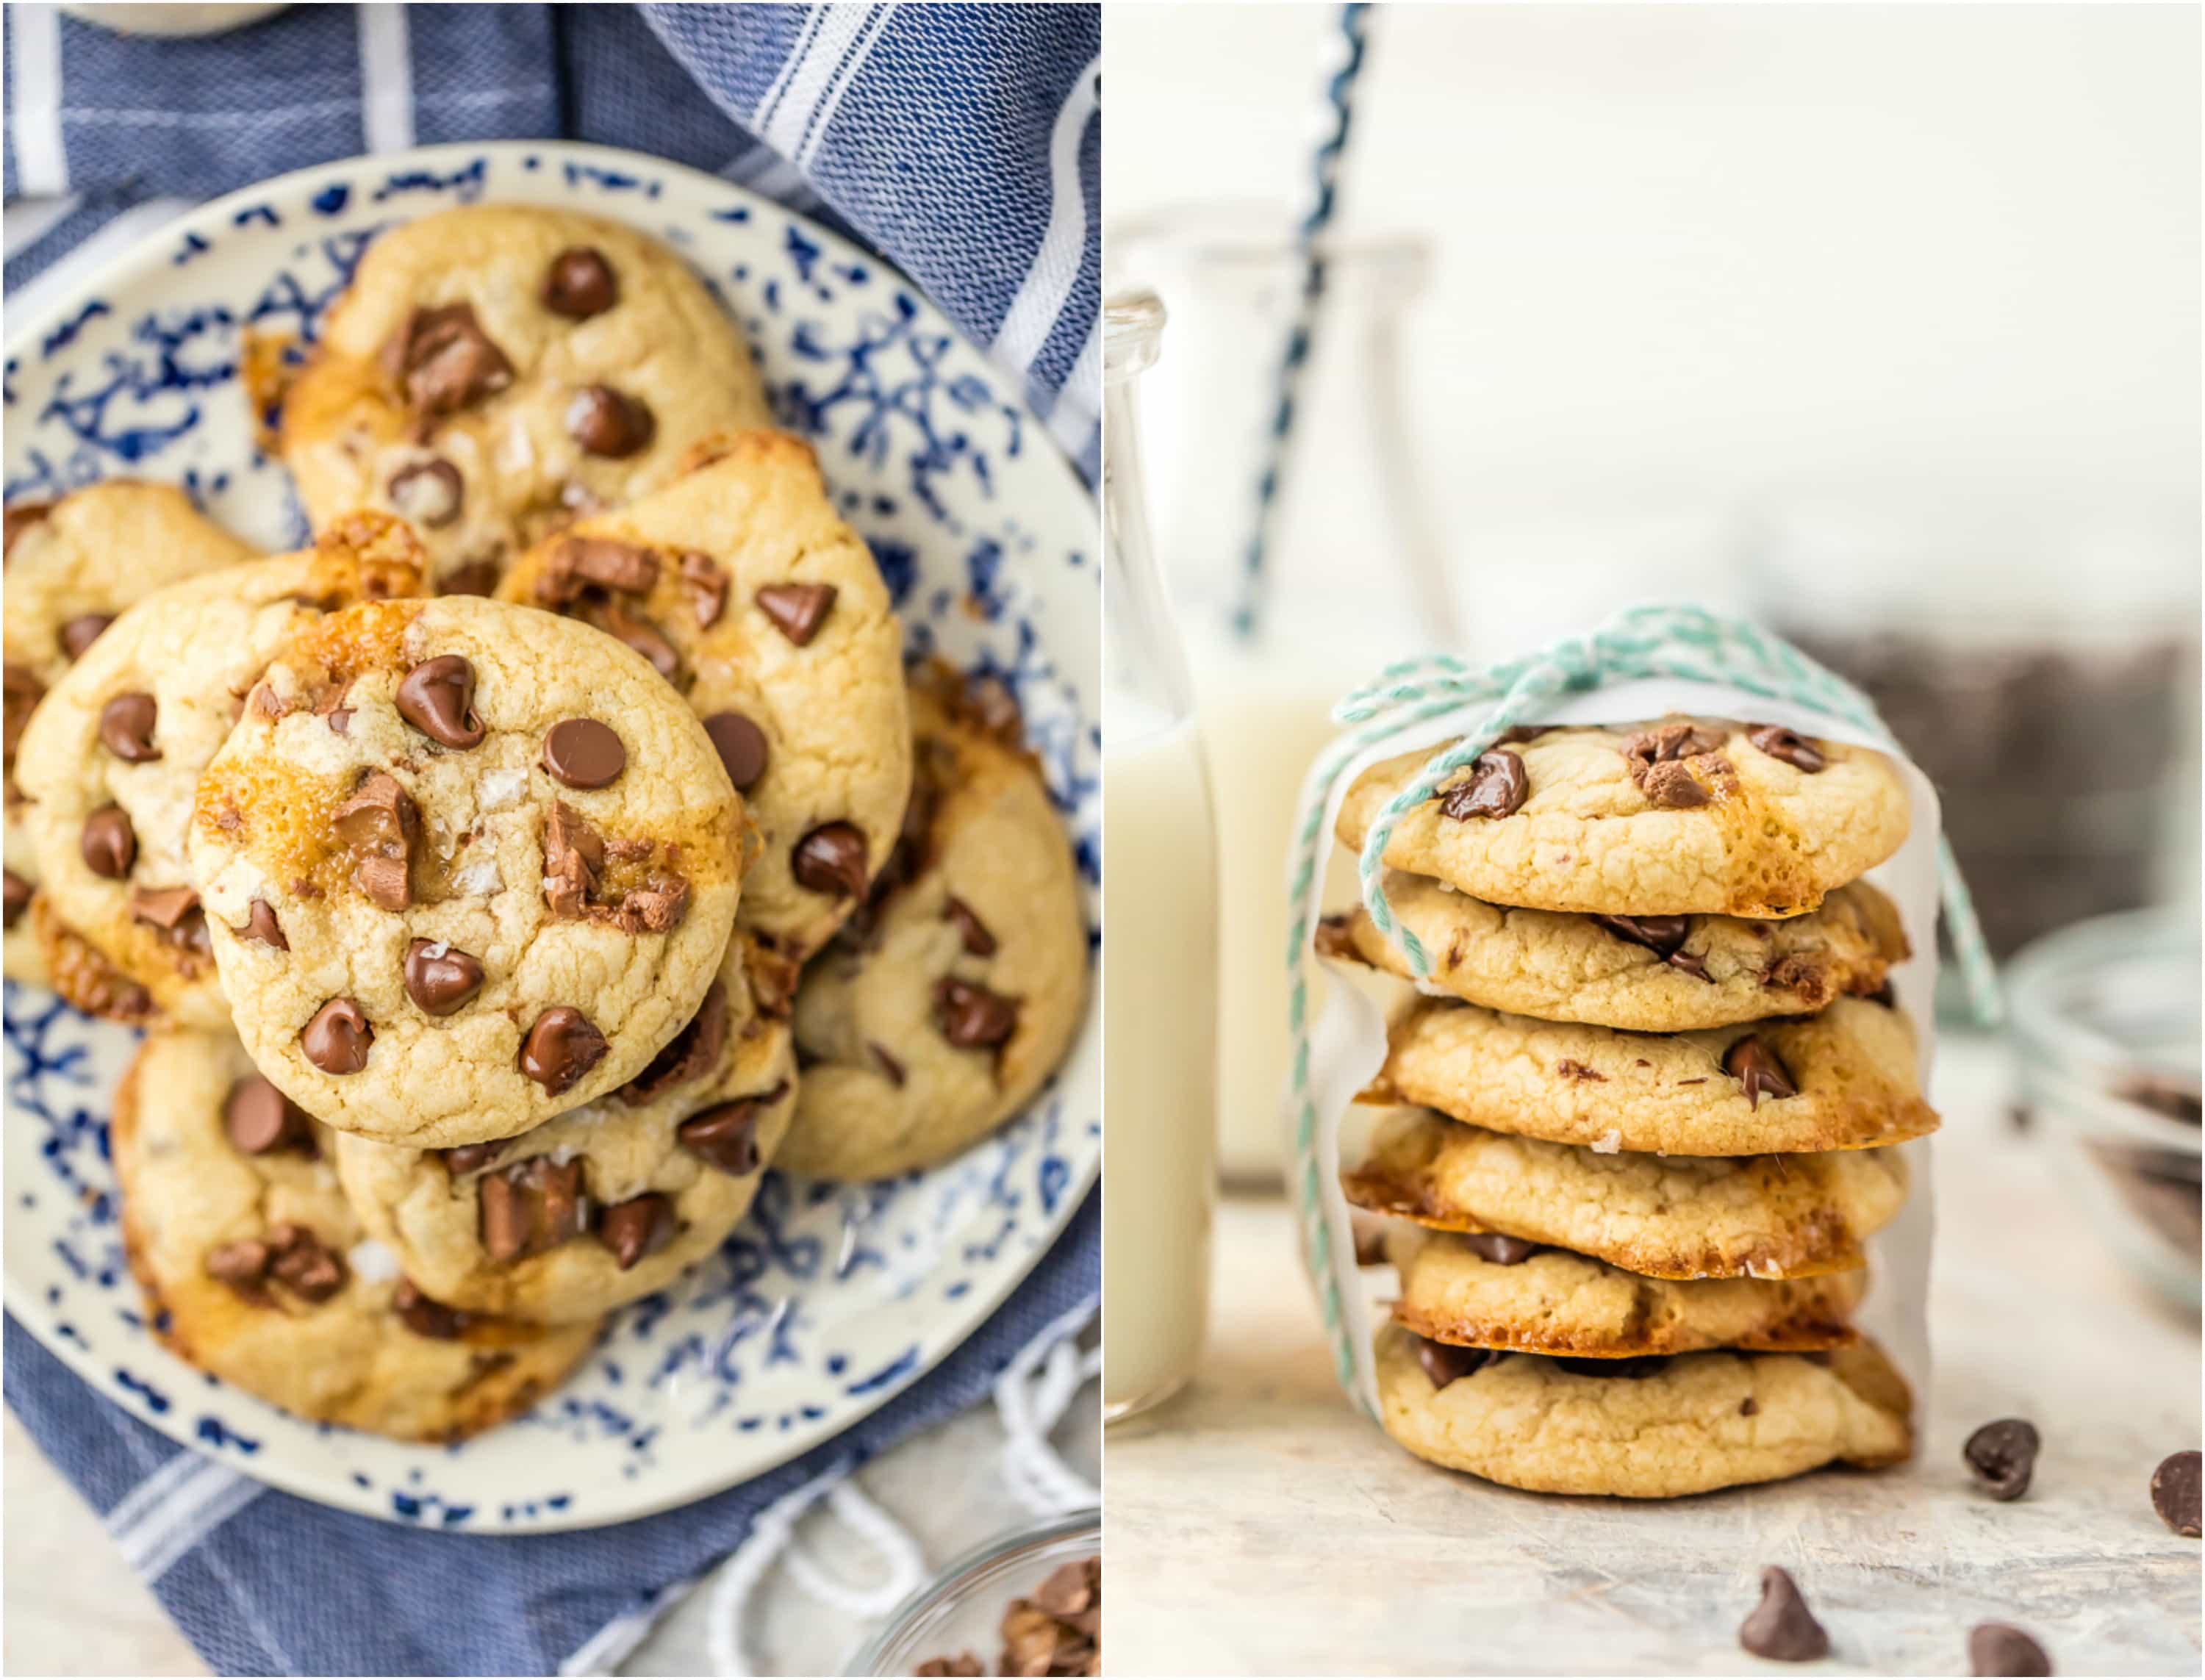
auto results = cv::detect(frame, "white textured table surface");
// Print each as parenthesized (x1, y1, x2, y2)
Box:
(5, 1371, 1097, 1676)
(1105, 1034, 2202, 1676)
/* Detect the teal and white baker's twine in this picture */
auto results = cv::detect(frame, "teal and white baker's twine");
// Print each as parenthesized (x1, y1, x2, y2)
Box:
(1284, 603, 2002, 1411)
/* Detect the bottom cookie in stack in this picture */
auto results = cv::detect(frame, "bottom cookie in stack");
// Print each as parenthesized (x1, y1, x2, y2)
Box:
(114, 1030, 598, 1443)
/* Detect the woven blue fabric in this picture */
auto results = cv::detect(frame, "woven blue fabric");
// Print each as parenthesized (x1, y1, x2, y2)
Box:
(4, 5, 1102, 1672)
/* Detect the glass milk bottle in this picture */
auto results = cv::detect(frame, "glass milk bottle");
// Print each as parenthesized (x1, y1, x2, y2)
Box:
(1101, 290, 1221, 1422)
(1114, 212, 1448, 1185)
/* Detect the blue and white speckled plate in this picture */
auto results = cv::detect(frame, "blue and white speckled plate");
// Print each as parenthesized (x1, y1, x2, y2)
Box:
(1, 142, 1098, 1532)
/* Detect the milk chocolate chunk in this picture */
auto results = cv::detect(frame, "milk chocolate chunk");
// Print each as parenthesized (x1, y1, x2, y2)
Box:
(129, 883, 199, 932)
(542, 246, 619, 319)
(703, 710, 768, 791)
(792, 821, 867, 898)
(1964, 1418, 2040, 1501)
(678, 1083, 787, 1175)
(392, 1278, 468, 1340)
(1411, 1334, 1498, 1390)
(1738, 1566, 1829, 1662)
(620, 980, 727, 1103)
(1724, 1035, 1798, 1108)
(265, 1222, 346, 1302)
(331, 770, 418, 911)
(541, 718, 625, 789)
(223, 1075, 314, 1156)
(542, 800, 605, 919)
(1460, 1231, 1540, 1265)
(2151, 1450, 2201, 1537)
(1594, 913, 1691, 957)
(480, 1156, 587, 1262)
(387, 458, 463, 528)
(384, 303, 513, 415)
(595, 602, 682, 684)
(395, 654, 484, 748)
(204, 1238, 271, 1290)
(1748, 723, 1826, 774)
(98, 692, 160, 762)
(936, 977, 1019, 1049)
(680, 550, 727, 627)
(565, 385, 654, 457)
(755, 582, 837, 646)
(1968, 1623, 2051, 1677)
(518, 1006, 607, 1094)
(57, 613, 114, 661)
(1555, 1354, 1670, 1379)
(404, 938, 484, 1016)
(1436, 749, 1528, 821)
(80, 805, 136, 879)
(240, 897, 287, 950)
(944, 896, 997, 958)
(2, 870, 31, 927)
(439, 558, 501, 597)
(440, 1141, 506, 1176)
(597, 1193, 675, 1271)
(301, 997, 373, 1074)
(539, 535, 659, 603)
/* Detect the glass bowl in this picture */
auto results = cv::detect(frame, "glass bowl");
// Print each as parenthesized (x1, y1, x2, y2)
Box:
(2007, 908, 2201, 1309)
(845, 1509, 1100, 1676)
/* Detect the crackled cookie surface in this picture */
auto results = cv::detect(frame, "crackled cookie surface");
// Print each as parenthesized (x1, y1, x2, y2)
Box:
(281, 205, 772, 591)
(1385, 1224, 1865, 1360)
(1335, 718, 1909, 919)
(1374, 1322, 1912, 1498)
(1342, 1108, 1907, 1279)
(336, 938, 797, 1321)
(190, 592, 742, 1146)
(1371, 994, 1937, 1157)
(499, 429, 911, 955)
(1320, 876, 1907, 1032)
(114, 1029, 598, 1441)
(14, 517, 421, 1024)
(780, 676, 1088, 1180)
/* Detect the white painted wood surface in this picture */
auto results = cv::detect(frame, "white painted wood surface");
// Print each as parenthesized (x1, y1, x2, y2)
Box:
(1105, 1034, 2201, 1676)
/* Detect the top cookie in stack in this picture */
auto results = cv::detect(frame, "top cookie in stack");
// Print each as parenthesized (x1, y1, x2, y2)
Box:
(1324, 717, 1935, 1499)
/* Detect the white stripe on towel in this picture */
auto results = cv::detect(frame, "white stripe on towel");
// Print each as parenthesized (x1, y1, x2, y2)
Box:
(992, 54, 1100, 374)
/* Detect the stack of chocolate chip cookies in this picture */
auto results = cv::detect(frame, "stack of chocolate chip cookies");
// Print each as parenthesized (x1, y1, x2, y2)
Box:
(1, 204, 1086, 1444)
(1322, 717, 1932, 1498)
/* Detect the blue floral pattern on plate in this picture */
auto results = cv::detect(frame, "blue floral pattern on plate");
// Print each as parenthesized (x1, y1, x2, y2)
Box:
(1, 143, 1099, 1532)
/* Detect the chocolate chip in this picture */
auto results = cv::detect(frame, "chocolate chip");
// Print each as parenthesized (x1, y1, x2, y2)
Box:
(331, 770, 418, 911)
(1964, 1418, 2040, 1501)
(395, 654, 484, 748)
(620, 980, 728, 1104)
(223, 1076, 315, 1156)
(541, 718, 625, 789)
(1555, 1354, 1671, 1379)
(4, 500, 51, 559)
(1557, 1059, 1606, 1082)
(755, 582, 837, 646)
(480, 1155, 587, 1261)
(595, 602, 682, 684)
(80, 805, 135, 879)
(1460, 1231, 1540, 1265)
(301, 997, 373, 1074)
(2151, 1450, 2200, 1537)
(204, 1238, 270, 1290)
(439, 558, 501, 597)
(936, 977, 1019, 1049)
(681, 550, 727, 628)
(542, 246, 619, 318)
(1412, 1334, 1498, 1390)
(565, 385, 654, 457)
(393, 1278, 469, 1339)
(1640, 758, 1713, 808)
(1624, 721, 1727, 770)
(538, 535, 659, 603)
(2, 870, 31, 928)
(1738, 1566, 1828, 1662)
(678, 1083, 786, 1174)
(383, 303, 513, 416)
(1968, 1623, 2052, 1676)
(404, 938, 484, 1016)
(703, 711, 769, 791)
(792, 821, 867, 898)
(542, 800, 604, 919)
(940, 896, 999, 958)
(1724, 1035, 1798, 1108)
(2, 665, 43, 771)
(1436, 749, 1528, 821)
(57, 613, 113, 661)
(519, 1006, 607, 1094)
(1312, 914, 1358, 963)
(596, 1193, 675, 1271)
(871, 1042, 908, 1086)
(240, 897, 287, 950)
(265, 1222, 346, 1302)
(128, 885, 206, 958)
(387, 458, 464, 528)
(440, 1141, 506, 1176)
(1492, 725, 1545, 747)
(1593, 913, 1691, 958)
(1749, 724, 1826, 774)
(98, 692, 160, 762)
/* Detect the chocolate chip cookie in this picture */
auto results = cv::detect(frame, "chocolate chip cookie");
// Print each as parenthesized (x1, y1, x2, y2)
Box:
(1385, 1223, 1866, 1360)
(13, 514, 422, 1025)
(1319, 876, 1907, 1032)
(112, 1028, 598, 1441)
(1342, 1108, 1907, 1279)
(1335, 718, 1910, 919)
(334, 938, 797, 1321)
(778, 674, 1087, 1180)
(280, 205, 771, 591)
(189, 592, 744, 1146)
(1373, 1321, 1913, 1498)
(498, 429, 911, 955)
(1368, 994, 1937, 1156)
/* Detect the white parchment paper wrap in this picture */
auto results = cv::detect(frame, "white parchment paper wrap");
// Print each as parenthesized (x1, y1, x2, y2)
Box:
(1288, 676, 1941, 1422)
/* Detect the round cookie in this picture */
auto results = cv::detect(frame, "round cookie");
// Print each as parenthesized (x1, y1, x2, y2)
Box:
(280, 204, 772, 592)
(4, 484, 258, 985)
(1342, 1108, 1907, 1279)
(1373, 1322, 1913, 1498)
(1335, 718, 1910, 919)
(112, 1028, 598, 1442)
(13, 515, 423, 1025)
(778, 675, 1088, 1180)
(1385, 1224, 1867, 1360)
(1319, 876, 1907, 1032)
(334, 938, 797, 1322)
(188, 592, 745, 1146)
(498, 429, 912, 955)
(1369, 994, 1938, 1156)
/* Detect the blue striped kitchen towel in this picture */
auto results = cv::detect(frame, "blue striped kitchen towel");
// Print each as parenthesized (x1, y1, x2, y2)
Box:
(3, 4, 1100, 1674)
